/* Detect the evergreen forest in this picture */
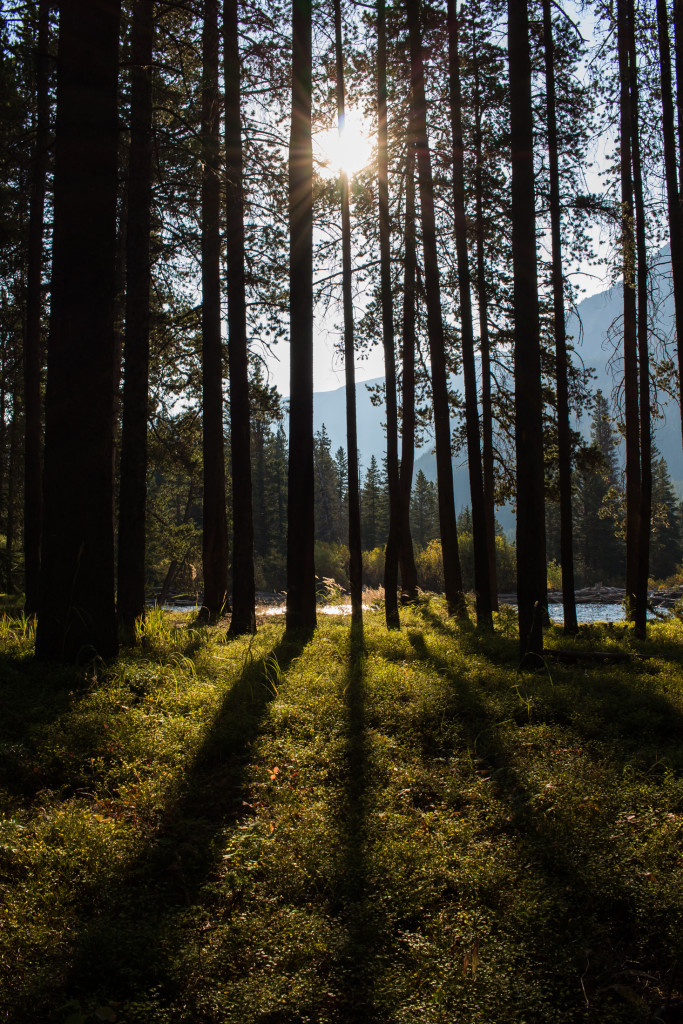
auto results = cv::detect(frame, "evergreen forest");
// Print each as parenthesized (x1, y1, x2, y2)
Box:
(3, 0, 683, 1021)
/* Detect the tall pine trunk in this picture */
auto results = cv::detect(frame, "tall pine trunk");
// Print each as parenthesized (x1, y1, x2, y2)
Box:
(333, 0, 363, 626)
(471, 17, 498, 611)
(675, 0, 683, 195)
(200, 0, 230, 622)
(406, 0, 466, 618)
(508, 0, 546, 660)
(377, 0, 401, 629)
(23, 0, 50, 616)
(617, 0, 641, 623)
(286, 0, 316, 633)
(399, 142, 419, 602)
(117, 0, 155, 640)
(447, 0, 492, 630)
(36, 0, 121, 661)
(541, 0, 577, 635)
(628, 3, 651, 638)
(224, 0, 256, 635)
(656, 0, 683, 452)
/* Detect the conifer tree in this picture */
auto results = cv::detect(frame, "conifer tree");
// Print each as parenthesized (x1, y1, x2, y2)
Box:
(37, 0, 122, 660)
(286, 0, 316, 632)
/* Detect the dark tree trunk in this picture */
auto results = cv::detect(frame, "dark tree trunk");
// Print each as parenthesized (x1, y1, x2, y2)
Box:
(117, 0, 155, 640)
(617, 0, 641, 622)
(628, 3, 651, 638)
(6, 392, 20, 594)
(36, 0, 121, 661)
(447, 0, 492, 630)
(656, 0, 683, 452)
(286, 0, 316, 633)
(224, 0, 255, 635)
(333, 0, 362, 626)
(471, 17, 498, 611)
(405, 0, 466, 618)
(541, 0, 577, 636)
(508, 0, 546, 660)
(399, 142, 419, 602)
(675, 0, 683, 195)
(23, 0, 50, 616)
(200, 0, 230, 622)
(377, 0, 401, 629)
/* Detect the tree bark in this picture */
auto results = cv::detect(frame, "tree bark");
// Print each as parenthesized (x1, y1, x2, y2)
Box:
(6, 389, 20, 594)
(628, 1, 651, 638)
(117, 0, 155, 640)
(541, 0, 578, 636)
(36, 0, 121, 661)
(286, 0, 316, 633)
(399, 142, 419, 602)
(405, 0, 465, 618)
(675, 0, 683, 196)
(224, 0, 256, 635)
(656, 0, 683, 453)
(508, 0, 546, 660)
(333, 0, 363, 626)
(23, 0, 50, 616)
(377, 0, 401, 629)
(200, 0, 230, 622)
(617, 0, 641, 623)
(471, 15, 498, 611)
(447, 0, 492, 630)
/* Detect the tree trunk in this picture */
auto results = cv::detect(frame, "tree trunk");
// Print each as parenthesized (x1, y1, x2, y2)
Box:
(6, 390, 20, 594)
(675, 0, 683, 195)
(541, 0, 578, 636)
(399, 142, 419, 602)
(23, 0, 50, 616)
(656, 0, 683, 453)
(377, 0, 401, 629)
(117, 0, 155, 640)
(447, 0, 492, 630)
(200, 0, 230, 622)
(333, 0, 363, 626)
(286, 0, 316, 633)
(628, 1, 651, 638)
(508, 0, 546, 660)
(224, 0, 256, 635)
(405, 0, 466, 618)
(617, 0, 641, 623)
(36, 0, 121, 661)
(471, 16, 498, 611)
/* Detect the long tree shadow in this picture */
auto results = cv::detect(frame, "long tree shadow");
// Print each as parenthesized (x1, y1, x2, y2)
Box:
(405, 628, 683, 1015)
(330, 620, 382, 1023)
(17, 629, 311, 1022)
(0, 651, 100, 806)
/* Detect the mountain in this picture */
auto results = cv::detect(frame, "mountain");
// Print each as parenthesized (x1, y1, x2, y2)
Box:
(313, 249, 683, 513)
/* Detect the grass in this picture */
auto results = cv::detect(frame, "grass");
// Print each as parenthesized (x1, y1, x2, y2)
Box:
(1, 600, 683, 1023)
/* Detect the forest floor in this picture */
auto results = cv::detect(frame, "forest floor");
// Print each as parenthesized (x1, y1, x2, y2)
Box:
(1, 600, 683, 1024)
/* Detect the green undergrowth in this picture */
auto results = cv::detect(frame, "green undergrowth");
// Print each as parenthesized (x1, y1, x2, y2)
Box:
(1, 601, 683, 1023)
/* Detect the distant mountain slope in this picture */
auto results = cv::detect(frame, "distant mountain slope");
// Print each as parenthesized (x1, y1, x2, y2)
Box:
(313, 250, 683, 505)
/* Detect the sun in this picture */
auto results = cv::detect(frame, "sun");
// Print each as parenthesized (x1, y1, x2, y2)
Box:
(314, 110, 374, 179)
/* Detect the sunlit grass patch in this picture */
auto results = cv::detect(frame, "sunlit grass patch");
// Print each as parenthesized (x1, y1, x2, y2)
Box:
(1, 603, 683, 1022)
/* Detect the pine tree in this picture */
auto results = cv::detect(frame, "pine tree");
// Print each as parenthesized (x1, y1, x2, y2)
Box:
(410, 469, 439, 549)
(286, 0, 316, 633)
(650, 457, 683, 580)
(37, 0, 122, 660)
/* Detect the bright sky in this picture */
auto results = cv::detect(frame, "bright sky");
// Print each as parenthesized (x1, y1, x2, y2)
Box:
(266, 2, 616, 399)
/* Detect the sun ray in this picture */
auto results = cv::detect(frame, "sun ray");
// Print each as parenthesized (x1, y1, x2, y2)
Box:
(314, 109, 374, 179)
